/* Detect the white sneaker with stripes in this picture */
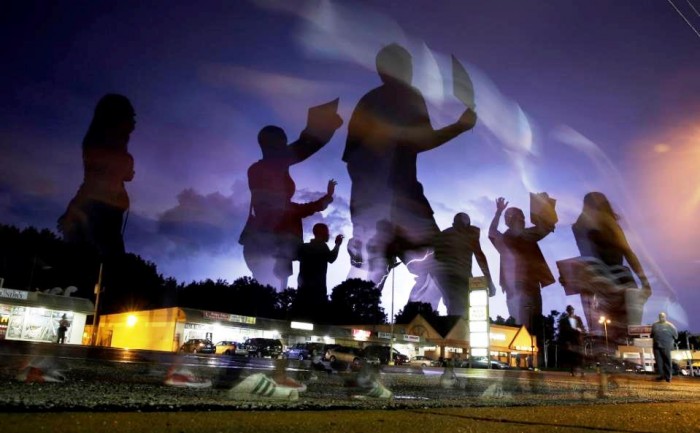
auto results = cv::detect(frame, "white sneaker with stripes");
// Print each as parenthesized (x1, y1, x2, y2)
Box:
(228, 373, 299, 401)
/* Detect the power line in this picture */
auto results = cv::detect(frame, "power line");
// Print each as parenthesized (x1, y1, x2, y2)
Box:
(686, 0, 700, 18)
(667, 0, 700, 39)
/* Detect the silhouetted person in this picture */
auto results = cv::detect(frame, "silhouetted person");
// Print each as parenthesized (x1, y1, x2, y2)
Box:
(433, 213, 495, 316)
(56, 314, 70, 344)
(489, 196, 555, 367)
(572, 192, 651, 346)
(558, 305, 586, 376)
(58, 94, 136, 258)
(294, 223, 343, 322)
(342, 43, 477, 308)
(651, 312, 677, 382)
(239, 108, 343, 291)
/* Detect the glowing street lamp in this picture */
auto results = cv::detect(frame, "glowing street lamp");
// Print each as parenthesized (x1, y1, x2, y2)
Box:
(599, 316, 611, 354)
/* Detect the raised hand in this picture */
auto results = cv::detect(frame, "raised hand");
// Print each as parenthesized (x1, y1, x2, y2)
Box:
(496, 197, 508, 212)
(335, 234, 344, 245)
(327, 179, 337, 196)
(457, 108, 477, 130)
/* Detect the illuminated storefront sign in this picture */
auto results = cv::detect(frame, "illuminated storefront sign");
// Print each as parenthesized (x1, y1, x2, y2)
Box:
(468, 277, 490, 363)
(402, 334, 419, 342)
(0, 288, 29, 300)
(202, 311, 256, 325)
(352, 329, 371, 340)
(291, 321, 314, 331)
(378, 332, 392, 339)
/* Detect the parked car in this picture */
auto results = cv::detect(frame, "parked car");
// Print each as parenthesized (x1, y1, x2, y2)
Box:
(214, 341, 240, 356)
(407, 355, 436, 367)
(282, 343, 320, 361)
(324, 346, 366, 366)
(363, 345, 409, 365)
(587, 356, 645, 374)
(241, 338, 283, 358)
(468, 356, 511, 369)
(179, 339, 215, 354)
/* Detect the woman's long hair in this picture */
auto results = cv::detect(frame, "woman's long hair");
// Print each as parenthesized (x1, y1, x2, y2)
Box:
(82, 94, 134, 151)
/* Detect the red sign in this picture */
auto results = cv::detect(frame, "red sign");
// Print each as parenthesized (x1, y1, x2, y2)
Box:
(628, 325, 652, 335)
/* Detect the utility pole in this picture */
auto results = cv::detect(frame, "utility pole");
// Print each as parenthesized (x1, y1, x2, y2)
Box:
(91, 263, 103, 346)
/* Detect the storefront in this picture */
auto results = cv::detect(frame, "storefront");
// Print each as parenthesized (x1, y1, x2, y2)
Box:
(0, 287, 94, 345)
(97, 307, 353, 352)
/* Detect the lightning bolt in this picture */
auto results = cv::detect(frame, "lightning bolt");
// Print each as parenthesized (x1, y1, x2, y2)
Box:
(374, 250, 434, 289)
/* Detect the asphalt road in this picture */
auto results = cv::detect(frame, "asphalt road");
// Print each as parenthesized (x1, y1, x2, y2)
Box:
(1, 341, 700, 432)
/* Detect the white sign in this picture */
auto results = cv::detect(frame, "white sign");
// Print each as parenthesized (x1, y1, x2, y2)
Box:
(469, 306, 487, 321)
(469, 277, 488, 290)
(403, 334, 419, 342)
(0, 288, 28, 300)
(378, 332, 392, 340)
(291, 321, 314, 331)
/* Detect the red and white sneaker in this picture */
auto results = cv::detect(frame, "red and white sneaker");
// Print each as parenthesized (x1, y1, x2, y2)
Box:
(164, 368, 212, 388)
(272, 375, 307, 392)
(16, 366, 65, 383)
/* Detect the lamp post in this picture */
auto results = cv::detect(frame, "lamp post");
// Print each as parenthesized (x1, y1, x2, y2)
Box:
(599, 316, 611, 355)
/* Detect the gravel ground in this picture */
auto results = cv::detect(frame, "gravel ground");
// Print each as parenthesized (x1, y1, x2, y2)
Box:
(0, 355, 696, 412)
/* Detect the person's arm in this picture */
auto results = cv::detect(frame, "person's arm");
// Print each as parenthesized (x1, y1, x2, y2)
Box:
(291, 179, 336, 219)
(288, 113, 344, 165)
(399, 97, 477, 153)
(612, 223, 650, 291)
(328, 234, 343, 263)
(489, 197, 507, 241)
(473, 236, 495, 296)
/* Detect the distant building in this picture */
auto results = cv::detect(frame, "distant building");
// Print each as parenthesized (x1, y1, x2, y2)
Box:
(0, 287, 93, 345)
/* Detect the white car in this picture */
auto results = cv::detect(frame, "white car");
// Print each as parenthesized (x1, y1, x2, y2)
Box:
(407, 355, 436, 367)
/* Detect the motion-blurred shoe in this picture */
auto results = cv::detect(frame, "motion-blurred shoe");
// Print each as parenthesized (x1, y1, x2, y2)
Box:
(350, 380, 393, 399)
(272, 375, 307, 392)
(229, 373, 299, 401)
(440, 371, 458, 389)
(164, 368, 212, 388)
(16, 366, 65, 383)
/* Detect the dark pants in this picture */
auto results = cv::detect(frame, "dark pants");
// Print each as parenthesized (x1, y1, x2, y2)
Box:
(653, 345, 673, 381)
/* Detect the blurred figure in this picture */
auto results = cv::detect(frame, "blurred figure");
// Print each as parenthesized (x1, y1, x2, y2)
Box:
(651, 312, 677, 383)
(293, 223, 344, 322)
(239, 108, 343, 291)
(56, 314, 70, 344)
(489, 196, 555, 367)
(343, 43, 477, 308)
(572, 192, 651, 346)
(433, 212, 495, 316)
(558, 305, 586, 376)
(58, 94, 136, 259)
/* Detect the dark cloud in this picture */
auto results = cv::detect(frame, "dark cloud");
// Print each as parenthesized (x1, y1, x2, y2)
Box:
(157, 184, 250, 258)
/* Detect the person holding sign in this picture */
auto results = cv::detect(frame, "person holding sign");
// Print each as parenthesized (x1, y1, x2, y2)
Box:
(489, 196, 556, 367)
(342, 44, 477, 308)
(239, 100, 343, 291)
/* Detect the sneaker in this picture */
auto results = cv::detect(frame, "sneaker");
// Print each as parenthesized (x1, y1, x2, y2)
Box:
(164, 368, 212, 388)
(16, 366, 65, 383)
(229, 373, 299, 401)
(350, 380, 393, 399)
(272, 375, 307, 392)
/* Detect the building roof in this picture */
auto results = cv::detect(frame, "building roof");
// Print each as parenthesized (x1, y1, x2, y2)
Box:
(0, 287, 94, 313)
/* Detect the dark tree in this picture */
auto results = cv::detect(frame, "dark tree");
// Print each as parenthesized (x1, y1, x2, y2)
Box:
(491, 315, 518, 326)
(329, 279, 386, 325)
(394, 301, 439, 324)
(275, 288, 298, 320)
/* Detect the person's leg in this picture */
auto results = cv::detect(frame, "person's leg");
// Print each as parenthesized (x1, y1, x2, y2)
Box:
(662, 348, 673, 381)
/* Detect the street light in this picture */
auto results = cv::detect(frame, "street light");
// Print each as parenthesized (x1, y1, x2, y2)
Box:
(599, 316, 611, 355)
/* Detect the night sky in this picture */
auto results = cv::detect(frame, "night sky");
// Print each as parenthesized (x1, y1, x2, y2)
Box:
(2, 1, 699, 330)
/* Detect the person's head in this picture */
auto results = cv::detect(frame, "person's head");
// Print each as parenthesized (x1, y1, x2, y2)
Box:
(566, 305, 575, 314)
(61, 313, 67, 319)
(453, 212, 471, 231)
(312, 223, 330, 242)
(257, 125, 288, 159)
(582, 192, 618, 220)
(376, 43, 412, 86)
(504, 207, 525, 230)
(83, 94, 136, 149)
(658, 312, 667, 323)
